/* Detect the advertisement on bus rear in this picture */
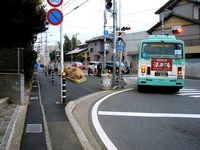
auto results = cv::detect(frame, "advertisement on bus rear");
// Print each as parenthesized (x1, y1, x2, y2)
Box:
(151, 58, 172, 71)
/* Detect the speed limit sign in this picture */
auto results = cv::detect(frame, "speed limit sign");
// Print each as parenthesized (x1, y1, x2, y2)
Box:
(47, 0, 63, 7)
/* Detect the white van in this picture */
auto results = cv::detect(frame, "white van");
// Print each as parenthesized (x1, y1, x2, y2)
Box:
(88, 61, 99, 75)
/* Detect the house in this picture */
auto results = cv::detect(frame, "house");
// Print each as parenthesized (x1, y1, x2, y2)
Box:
(148, 0, 200, 58)
(123, 31, 149, 72)
(65, 43, 88, 62)
(85, 35, 113, 62)
(122, 0, 200, 73)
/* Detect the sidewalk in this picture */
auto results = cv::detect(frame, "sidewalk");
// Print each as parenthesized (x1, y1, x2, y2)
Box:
(0, 71, 136, 150)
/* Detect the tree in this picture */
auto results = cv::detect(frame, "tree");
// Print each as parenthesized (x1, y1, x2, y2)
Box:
(63, 34, 72, 53)
(0, 0, 48, 49)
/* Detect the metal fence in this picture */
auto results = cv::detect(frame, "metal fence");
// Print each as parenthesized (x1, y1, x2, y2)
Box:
(0, 48, 24, 73)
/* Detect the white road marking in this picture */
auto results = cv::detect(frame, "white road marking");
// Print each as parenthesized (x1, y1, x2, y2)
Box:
(177, 92, 200, 95)
(190, 95, 200, 98)
(98, 111, 200, 118)
(179, 90, 200, 93)
(177, 88, 200, 97)
(180, 89, 197, 91)
(92, 87, 200, 149)
(91, 88, 133, 150)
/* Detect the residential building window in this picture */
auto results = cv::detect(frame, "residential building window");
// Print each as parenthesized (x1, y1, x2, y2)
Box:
(95, 43, 97, 46)
(90, 48, 93, 53)
(199, 9, 200, 20)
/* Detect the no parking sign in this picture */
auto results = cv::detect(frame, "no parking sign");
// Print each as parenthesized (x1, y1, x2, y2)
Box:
(46, 0, 63, 25)
(47, 0, 63, 7)
(47, 8, 63, 26)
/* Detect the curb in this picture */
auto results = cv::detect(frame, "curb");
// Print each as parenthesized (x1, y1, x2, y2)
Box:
(66, 77, 87, 83)
(1, 105, 26, 150)
(0, 97, 9, 109)
(65, 91, 112, 150)
(65, 99, 94, 150)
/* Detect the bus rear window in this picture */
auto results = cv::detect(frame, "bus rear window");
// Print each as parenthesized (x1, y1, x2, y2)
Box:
(141, 43, 183, 59)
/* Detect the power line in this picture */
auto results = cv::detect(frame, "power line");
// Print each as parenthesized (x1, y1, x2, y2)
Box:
(122, 8, 158, 16)
(64, 0, 89, 17)
(63, 0, 75, 10)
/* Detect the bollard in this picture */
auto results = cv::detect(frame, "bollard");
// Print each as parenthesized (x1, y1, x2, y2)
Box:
(116, 73, 119, 86)
(62, 72, 67, 103)
(52, 70, 54, 83)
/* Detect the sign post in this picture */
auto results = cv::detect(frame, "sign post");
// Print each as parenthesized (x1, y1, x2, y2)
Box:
(46, 0, 65, 103)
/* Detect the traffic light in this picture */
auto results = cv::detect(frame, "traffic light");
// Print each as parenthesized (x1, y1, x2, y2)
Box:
(121, 27, 131, 31)
(117, 32, 122, 36)
(172, 26, 182, 34)
(105, 0, 112, 10)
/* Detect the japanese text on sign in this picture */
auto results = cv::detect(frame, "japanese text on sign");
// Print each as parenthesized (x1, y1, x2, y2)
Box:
(150, 44, 173, 48)
(151, 58, 172, 71)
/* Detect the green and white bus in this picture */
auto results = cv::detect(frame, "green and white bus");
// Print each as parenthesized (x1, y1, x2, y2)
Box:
(137, 35, 185, 92)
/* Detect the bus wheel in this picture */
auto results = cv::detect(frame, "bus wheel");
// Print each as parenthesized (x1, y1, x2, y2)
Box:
(138, 85, 143, 92)
(173, 87, 180, 93)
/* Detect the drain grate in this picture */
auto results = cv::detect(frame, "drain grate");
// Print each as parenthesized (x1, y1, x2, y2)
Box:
(30, 96, 39, 100)
(26, 124, 42, 133)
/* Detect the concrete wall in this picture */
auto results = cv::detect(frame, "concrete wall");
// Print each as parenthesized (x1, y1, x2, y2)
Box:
(0, 73, 24, 105)
(185, 59, 200, 78)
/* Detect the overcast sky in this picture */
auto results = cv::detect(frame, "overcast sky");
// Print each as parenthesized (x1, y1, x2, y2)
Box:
(38, 0, 169, 46)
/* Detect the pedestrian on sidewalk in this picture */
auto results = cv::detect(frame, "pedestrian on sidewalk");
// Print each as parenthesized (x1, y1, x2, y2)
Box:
(48, 63, 53, 75)
(88, 67, 93, 77)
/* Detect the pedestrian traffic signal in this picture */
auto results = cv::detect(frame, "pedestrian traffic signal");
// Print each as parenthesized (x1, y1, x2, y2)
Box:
(121, 27, 131, 31)
(172, 26, 182, 34)
(105, 0, 112, 10)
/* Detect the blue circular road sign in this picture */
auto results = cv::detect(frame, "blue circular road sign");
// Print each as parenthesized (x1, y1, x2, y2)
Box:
(47, 0, 63, 7)
(104, 30, 108, 36)
(47, 8, 63, 26)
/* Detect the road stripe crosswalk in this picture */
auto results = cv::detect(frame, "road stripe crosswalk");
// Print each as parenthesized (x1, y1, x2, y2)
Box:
(176, 88, 200, 98)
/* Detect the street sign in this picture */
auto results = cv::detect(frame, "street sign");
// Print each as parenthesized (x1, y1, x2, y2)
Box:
(105, 43, 109, 50)
(47, 0, 63, 7)
(84, 53, 88, 58)
(117, 45, 125, 50)
(117, 40, 125, 50)
(104, 30, 108, 36)
(47, 8, 63, 26)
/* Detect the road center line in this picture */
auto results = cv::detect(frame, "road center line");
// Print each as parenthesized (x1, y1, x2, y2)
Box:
(98, 111, 200, 118)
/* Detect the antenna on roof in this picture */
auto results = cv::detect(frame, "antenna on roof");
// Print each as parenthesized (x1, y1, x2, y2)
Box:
(160, 12, 168, 35)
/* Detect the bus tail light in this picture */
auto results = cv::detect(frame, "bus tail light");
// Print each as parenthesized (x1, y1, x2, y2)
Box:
(141, 65, 146, 73)
(177, 67, 182, 75)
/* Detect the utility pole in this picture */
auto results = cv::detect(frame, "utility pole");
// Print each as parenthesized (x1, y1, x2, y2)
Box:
(103, 10, 107, 73)
(112, 0, 117, 87)
(118, 0, 122, 81)
(161, 15, 165, 35)
(60, 3, 65, 103)
(71, 37, 73, 64)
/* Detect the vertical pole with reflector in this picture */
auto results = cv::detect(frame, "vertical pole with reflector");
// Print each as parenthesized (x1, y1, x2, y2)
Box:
(60, 3, 64, 103)
(62, 72, 66, 103)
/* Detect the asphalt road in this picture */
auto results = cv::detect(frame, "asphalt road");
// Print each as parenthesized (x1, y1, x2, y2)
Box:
(91, 79, 200, 150)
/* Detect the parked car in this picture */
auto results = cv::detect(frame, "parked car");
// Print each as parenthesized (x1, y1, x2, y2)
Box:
(105, 61, 130, 74)
(71, 62, 84, 69)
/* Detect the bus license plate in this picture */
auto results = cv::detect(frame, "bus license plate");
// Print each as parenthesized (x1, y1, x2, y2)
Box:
(155, 72, 168, 77)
